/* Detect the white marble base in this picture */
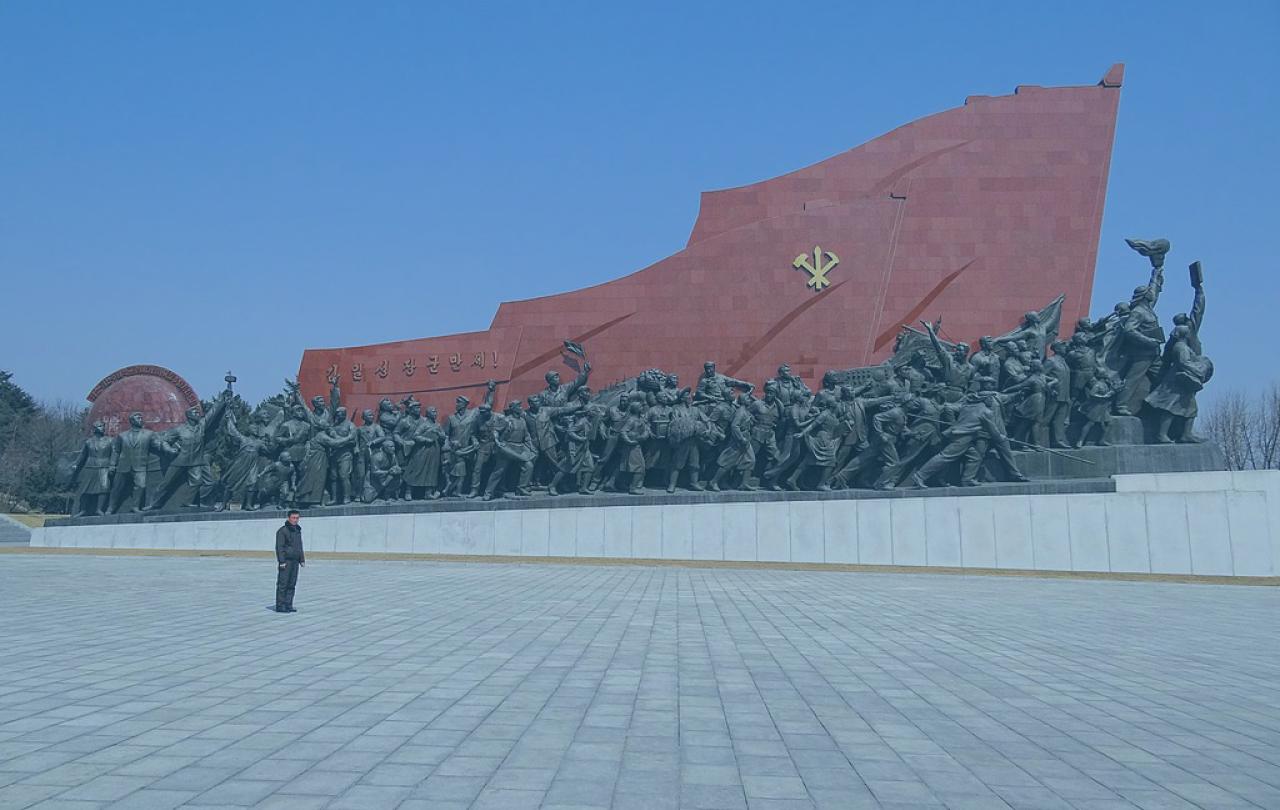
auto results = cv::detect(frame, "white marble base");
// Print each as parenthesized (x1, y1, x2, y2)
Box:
(29, 472, 1280, 578)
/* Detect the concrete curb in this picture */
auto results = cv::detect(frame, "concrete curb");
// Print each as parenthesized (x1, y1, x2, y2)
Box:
(3, 545, 1276, 586)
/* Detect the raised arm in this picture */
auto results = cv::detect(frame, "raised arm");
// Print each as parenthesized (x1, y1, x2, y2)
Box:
(565, 364, 591, 399)
(224, 415, 245, 444)
(205, 391, 230, 431)
(1189, 274, 1205, 334)
(1149, 264, 1165, 304)
(921, 321, 954, 374)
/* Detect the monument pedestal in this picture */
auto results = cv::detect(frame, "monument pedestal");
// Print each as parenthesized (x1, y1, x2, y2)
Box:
(1011, 439, 1224, 480)
(31, 470, 1280, 580)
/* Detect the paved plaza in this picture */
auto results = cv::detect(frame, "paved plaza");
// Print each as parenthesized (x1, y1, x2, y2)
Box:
(0, 553, 1277, 810)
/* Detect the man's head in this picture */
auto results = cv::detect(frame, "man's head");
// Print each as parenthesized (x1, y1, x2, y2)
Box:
(1114, 301, 1130, 315)
(544, 370, 560, 388)
(1171, 324, 1192, 342)
(527, 396, 541, 413)
(575, 386, 592, 403)
(291, 405, 307, 420)
(455, 396, 469, 413)
(129, 412, 144, 429)
(361, 408, 375, 425)
(91, 419, 106, 436)
(1173, 312, 1191, 327)
(334, 406, 348, 422)
(407, 401, 421, 417)
(702, 361, 716, 376)
(425, 406, 438, 422)
(381, 438, 396, 451)
(278, 450, 292, 464)
(979, 336, 993, 350)
(1023, 311, 1040, 326)
(777, 363, 791, 378)
(310, 395, 326, 411)
(953, 342, 970, 359)
(378, 397, 395, 413)
(1076, 317, 1094, 333)
(287, 509, 300, 526)
(1050, 340, 1067, 356)
(505, 400, 522, 416)
(185, 406, 201, 424)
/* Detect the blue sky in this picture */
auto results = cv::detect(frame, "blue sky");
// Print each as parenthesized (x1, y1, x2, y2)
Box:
(1, 1, 1276, 406)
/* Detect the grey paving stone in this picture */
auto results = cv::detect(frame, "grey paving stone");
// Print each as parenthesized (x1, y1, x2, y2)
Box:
(0, 555, 1277, 810)
(0, 782, 65, 807)
(742, 774, 809, 799)
(24, 800, 109, 810)
(101, 789, 199, 810)
(409, 773, 487, 801)
(190, 779, 277, 805)
(275, 769, 360, 795)
(324, 783, 413, 808)
(250, 796, 329, 810)
(57, 775, 154, 802)
(470, 787, 546, 809)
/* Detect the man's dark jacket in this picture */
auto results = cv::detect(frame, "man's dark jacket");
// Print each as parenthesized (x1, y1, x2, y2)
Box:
(275, 522, 305, 564)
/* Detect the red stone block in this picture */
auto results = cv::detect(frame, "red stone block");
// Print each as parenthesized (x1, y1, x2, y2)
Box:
(300, 66, 1123, 417)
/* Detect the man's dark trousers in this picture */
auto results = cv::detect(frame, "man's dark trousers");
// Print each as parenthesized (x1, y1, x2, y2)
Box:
(276, 562, 299, 611)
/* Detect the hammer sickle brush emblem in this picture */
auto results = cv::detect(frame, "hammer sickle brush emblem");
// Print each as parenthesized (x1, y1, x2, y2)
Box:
(793, 247, 839, 291)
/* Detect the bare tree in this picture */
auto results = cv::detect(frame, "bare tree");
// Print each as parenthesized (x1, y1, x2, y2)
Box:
(0, 399, 85, 512)
(1203, 383, 1280, 471)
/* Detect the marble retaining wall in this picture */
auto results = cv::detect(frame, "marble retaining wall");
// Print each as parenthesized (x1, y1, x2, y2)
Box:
(30, 471, 1280, 578)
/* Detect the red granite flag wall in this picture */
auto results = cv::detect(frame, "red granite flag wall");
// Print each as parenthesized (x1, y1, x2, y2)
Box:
(300, 65, 1124, 416)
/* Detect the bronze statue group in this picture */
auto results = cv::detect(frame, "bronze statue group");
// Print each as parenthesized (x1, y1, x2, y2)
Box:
(68, 239, 1212, 517)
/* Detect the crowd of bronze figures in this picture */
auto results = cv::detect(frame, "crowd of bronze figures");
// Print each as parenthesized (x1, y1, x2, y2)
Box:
(67, 239, 1212, 516)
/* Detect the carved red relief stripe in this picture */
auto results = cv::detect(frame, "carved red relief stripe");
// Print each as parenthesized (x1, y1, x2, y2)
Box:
(871, 260, 975, 352)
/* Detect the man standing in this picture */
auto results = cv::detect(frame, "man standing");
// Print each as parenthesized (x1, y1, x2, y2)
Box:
(484, 401, 537, 500)
(1043, 341, 1073, 448)
(147, 389, 230, 510)
(275, 510, 305, 613)
(108, 412, 170, 513)
(695, 361, 753, 403)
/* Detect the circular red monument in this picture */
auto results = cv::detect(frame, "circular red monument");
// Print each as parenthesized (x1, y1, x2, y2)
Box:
(85, 365, 202, 437)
